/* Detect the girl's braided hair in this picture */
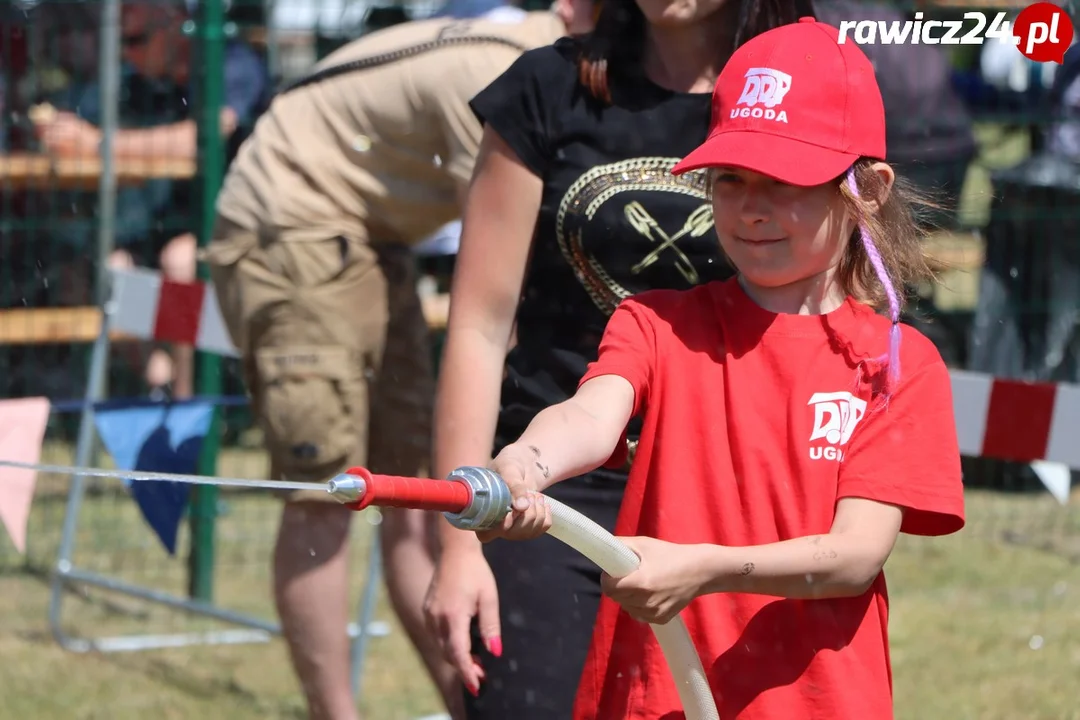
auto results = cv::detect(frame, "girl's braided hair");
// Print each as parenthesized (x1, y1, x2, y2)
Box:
(840, 160, 940, 396)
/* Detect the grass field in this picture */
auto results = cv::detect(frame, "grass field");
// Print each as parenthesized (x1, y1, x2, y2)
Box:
(1, 443, 1078, 720)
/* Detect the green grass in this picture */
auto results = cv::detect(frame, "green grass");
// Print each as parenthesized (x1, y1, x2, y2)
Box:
(0, 443, 444, 720)
(1, 443, 1078, 719)
(888, 491, 1080, 720)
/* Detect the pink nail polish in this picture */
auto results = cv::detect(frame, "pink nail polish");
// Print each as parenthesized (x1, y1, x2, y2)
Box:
(488, 637, 503, 658)
(467, 682, 479, 697)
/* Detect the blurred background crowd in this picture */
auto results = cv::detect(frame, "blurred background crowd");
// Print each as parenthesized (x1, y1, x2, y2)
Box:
(2, 0, 1078, 400)
(0, 1, 1078, 718)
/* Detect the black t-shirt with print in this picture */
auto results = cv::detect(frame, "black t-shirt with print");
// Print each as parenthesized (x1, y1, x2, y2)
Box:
(470, 36, 734, 462)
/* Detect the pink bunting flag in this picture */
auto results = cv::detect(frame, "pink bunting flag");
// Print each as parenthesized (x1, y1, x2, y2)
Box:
(0, 397, 51, 554)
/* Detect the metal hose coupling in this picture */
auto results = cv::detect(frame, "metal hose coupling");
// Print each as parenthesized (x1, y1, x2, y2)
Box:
(442, 466, 512, 531)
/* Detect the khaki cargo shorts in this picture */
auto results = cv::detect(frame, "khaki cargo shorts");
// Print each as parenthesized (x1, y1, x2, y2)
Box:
(205, 217, 434, 502)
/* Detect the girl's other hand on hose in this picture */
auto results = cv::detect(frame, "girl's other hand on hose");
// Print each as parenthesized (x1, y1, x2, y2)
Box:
(424, 546, 501, 697)
(476, 444, 553, 543)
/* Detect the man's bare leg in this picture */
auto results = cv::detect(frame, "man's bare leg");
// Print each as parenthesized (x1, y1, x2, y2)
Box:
(380, 507, 465, 720)
(157, 232, 198, 397)
(273, 501, 360, 720)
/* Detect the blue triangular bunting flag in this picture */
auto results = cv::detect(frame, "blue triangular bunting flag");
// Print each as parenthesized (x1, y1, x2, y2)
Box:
(93, 401, 214, 555)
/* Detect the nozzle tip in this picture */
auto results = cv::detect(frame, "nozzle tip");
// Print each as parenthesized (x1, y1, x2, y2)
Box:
(328, 474, 365, 503)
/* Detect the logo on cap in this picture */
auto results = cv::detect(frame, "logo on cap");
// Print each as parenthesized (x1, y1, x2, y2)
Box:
(733, 67, 791, 124)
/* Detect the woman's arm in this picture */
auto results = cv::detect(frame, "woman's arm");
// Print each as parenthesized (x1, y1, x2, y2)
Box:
(433, 125, 543, 555)
(697, 497, 904, 599)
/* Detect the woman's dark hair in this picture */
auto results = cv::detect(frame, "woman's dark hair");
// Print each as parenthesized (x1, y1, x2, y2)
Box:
(578, 0, 817, 102)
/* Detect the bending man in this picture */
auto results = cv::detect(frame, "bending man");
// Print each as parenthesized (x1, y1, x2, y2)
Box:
(205, 6, 588, 719)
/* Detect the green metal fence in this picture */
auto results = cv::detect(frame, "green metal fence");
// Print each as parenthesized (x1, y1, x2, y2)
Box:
(0, 1, 443, 716)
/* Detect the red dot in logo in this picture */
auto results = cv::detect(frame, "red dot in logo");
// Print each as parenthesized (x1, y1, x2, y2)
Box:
(1013, 2, 1074, 64)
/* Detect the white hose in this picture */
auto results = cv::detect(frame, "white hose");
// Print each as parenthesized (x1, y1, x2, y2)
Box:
(544, 495, 719, 720)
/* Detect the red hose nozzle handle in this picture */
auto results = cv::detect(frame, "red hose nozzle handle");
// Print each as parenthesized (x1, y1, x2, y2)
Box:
(328, 467, 472, 512)
(328, 466, 513, 531)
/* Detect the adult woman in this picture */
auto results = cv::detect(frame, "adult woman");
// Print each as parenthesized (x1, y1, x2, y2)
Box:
(424, 0, 812, 716)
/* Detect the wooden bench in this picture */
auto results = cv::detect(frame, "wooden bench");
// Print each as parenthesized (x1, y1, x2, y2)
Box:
(0, 293, 450, 346)
(0, 231, 991, 347)
(0, 306, 124, 345)
(0, 153, 196, 191)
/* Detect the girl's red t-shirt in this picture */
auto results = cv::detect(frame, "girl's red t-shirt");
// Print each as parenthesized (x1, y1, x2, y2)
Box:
(573, 278, 965, 720)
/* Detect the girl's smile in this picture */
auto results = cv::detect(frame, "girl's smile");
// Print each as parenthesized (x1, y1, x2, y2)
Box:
(734, 235, 786, 246)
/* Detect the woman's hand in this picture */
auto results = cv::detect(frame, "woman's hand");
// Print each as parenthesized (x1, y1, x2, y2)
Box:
(423, 546, 501, 697)
(474, 443, 554, 543)
(600, 537, 710, 625)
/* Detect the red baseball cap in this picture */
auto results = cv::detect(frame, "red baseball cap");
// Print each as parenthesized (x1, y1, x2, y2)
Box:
(671, 17, 886, 187)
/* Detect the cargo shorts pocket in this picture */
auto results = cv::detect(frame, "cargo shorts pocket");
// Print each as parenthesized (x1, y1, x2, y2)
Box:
(254, 346, 368, 482)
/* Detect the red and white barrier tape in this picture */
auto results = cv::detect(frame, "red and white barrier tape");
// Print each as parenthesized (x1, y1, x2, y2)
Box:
(105, 269, 1079, 473)
(951, 370, 1080, 471)
(109, 268, 238, 357)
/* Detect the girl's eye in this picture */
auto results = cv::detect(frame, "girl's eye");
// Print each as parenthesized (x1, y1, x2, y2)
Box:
(713, 173, 741, 184)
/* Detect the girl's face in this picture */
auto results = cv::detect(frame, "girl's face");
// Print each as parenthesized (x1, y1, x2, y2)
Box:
(710, 168, 853, 296)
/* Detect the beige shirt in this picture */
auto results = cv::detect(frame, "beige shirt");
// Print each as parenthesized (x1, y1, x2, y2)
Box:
(215, 10, 566, 245)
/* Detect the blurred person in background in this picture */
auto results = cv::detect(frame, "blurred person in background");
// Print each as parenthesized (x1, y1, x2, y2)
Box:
(434, 0, 514, 20)
(812, 0, 978, 365)
(203, 5, 590, 719)
(422, 0, 812, 717)
(31, 0, 269, 399)
(814, 0, 977, 228)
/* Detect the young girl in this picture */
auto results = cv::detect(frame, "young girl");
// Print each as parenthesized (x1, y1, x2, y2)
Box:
(474, 18, 966, 720)
(424, 0, 810, 714)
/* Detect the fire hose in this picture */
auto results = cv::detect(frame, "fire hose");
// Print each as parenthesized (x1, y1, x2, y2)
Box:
(328, 465, 720, 720)
(0, 459, 719, 718)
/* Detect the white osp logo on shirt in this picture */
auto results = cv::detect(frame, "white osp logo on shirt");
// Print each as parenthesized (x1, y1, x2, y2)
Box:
(807, 391, 867, 461)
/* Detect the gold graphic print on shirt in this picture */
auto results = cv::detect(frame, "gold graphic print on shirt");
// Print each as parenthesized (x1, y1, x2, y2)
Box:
(556, 157, 713, 316)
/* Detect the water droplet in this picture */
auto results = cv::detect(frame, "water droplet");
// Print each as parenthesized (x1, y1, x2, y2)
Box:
(353, 135, 372, 152)
(1029, 634, 1044, 650)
